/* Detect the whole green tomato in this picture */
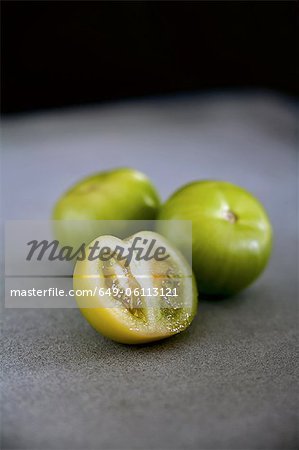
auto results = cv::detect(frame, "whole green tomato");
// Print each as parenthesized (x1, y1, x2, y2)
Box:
(158, 180, 273, 297)
(52, 168, 160, 248)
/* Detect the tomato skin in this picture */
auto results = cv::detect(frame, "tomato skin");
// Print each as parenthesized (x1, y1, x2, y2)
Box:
(73, 232, 198, 344)
(52, 168, 161, 248)
(158, 181, 273, 297)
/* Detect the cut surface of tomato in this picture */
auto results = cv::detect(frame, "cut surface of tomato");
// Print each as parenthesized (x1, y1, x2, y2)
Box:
(73, 231, 198, 344)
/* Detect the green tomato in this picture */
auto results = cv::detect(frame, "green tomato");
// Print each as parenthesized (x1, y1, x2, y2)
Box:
(52, 168, 161, 248)
(73, 231, 198, 344)
(158, 181, 273, 297)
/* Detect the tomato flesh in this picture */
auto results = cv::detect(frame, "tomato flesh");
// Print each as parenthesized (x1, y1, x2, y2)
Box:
(73, 231, 198, 344)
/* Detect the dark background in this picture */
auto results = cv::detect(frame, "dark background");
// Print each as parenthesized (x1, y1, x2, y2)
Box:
(1, 1, 297, 115)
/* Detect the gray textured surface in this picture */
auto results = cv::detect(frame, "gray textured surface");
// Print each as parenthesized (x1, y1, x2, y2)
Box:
(1, 92, 298, 450)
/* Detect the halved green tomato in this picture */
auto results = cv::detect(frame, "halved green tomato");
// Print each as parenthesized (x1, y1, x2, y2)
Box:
(73, 231, 198, 344)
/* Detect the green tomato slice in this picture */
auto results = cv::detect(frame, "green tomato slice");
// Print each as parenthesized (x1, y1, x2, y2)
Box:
(73, 231, 198, 344)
